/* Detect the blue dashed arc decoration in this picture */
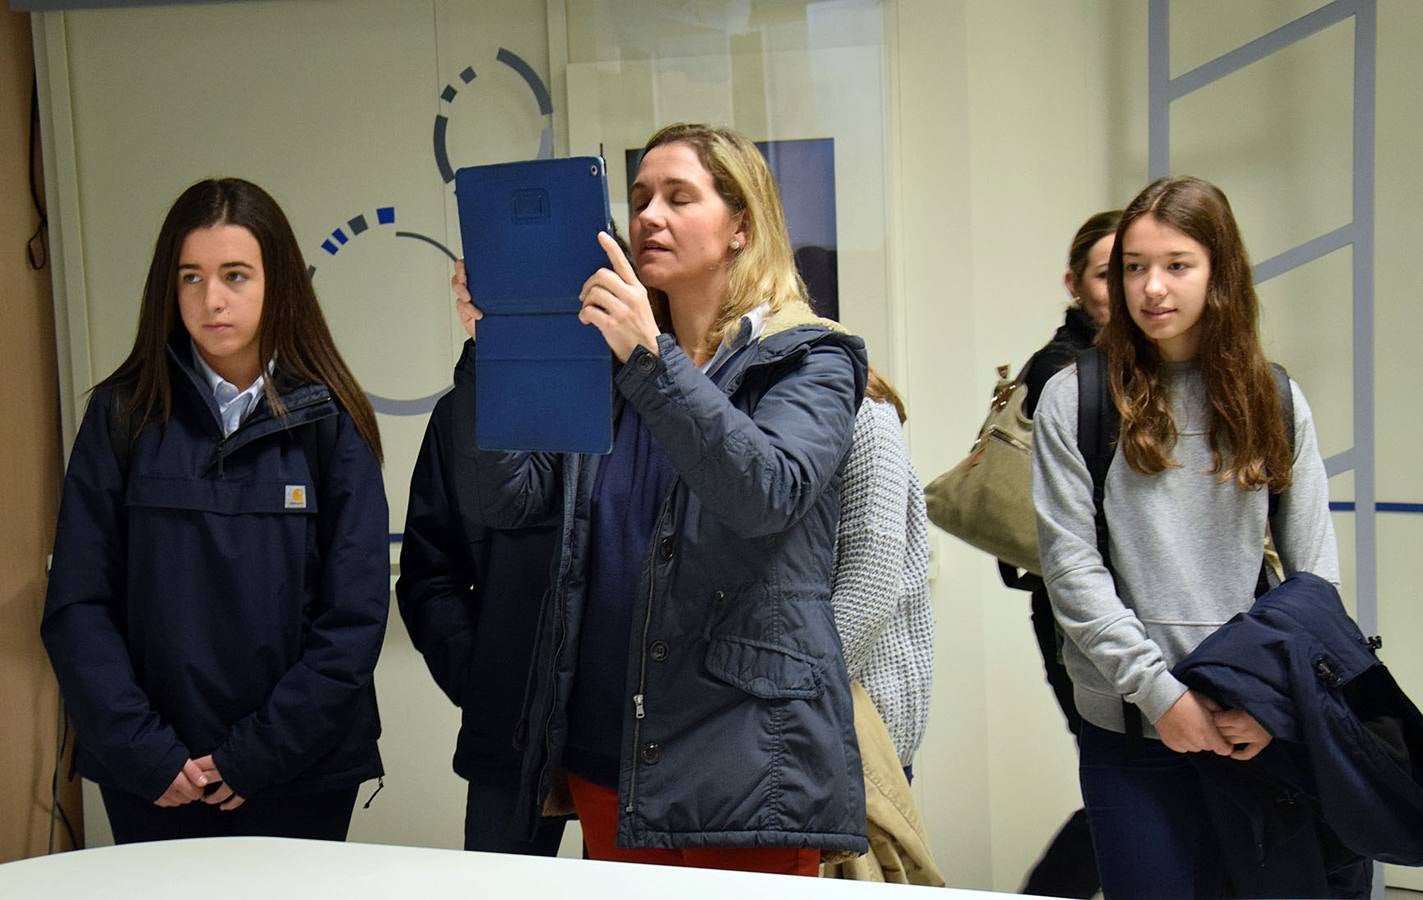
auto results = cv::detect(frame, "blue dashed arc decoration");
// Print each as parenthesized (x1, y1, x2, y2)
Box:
(307, 206, 397, 279)
(432, 47, 555, 183)
(306, 206, 457, 416)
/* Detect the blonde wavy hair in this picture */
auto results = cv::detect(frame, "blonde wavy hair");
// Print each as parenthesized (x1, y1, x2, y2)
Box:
(638, 123, 813, 356)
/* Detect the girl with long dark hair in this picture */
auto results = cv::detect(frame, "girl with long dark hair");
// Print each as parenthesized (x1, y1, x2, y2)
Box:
(43, 178, 389, 843)
(1031, 177, 1337, 898)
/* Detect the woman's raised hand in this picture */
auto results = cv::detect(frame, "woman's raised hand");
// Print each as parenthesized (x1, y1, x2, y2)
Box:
(453, 259, 483, 340)
(579, 231, 661, 363)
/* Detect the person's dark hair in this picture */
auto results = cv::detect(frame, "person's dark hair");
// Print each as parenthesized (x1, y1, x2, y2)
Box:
(1068, 209, 1123, 280)
(100, 178, 383, 461)
(1099, 176, 1289, 492)
(865, 366, 907, 425)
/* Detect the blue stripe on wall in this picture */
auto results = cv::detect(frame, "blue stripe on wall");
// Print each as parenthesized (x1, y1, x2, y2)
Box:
(1329, 501, 1423, 514)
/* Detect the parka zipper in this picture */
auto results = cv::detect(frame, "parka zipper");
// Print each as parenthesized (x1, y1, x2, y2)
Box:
(211, 391, 333, 476)
(625, 486, 677, 814)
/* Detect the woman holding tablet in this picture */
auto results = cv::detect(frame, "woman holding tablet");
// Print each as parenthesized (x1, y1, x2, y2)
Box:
(455, 123, 868, 874)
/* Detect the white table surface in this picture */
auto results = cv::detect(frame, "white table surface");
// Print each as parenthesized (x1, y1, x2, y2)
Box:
(0, 837, 1009, 898)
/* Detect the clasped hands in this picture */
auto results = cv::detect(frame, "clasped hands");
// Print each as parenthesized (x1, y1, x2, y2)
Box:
(1155, 689, 1273, 760)
(156, 754, 245, 811)
(453, 232, 661, 363)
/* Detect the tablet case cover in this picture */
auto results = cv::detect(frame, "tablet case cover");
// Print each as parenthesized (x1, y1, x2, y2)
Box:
(455, 157, 613, 453)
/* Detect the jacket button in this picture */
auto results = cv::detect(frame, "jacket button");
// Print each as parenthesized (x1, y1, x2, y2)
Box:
(713, 590, 724, 603)
(640, 742, 662, 765)
(659, 537, 674, 561)
(650, 640, 669, 662)
(637, 352, 656, 373)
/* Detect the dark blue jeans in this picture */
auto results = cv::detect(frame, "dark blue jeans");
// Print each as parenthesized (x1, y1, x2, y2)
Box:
(464, 780, 567, 855)
(1078, 722, 1226, 900)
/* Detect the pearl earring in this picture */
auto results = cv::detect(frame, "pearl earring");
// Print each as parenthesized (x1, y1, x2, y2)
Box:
(729, 239, 742, 251)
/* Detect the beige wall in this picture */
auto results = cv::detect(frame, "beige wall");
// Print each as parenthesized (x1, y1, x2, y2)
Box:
(25, 0, 1423, 891)
(0, 6, 81, 863)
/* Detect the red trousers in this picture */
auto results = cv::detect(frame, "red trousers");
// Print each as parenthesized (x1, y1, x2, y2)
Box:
(567, 773, 820, 877)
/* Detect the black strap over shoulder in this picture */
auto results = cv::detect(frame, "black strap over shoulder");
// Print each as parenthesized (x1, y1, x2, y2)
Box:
(1075, 347, 1118, 577)
(297, 413, 339, 492)
(298, 413, 341, 554)
(107, 382, 140, 483)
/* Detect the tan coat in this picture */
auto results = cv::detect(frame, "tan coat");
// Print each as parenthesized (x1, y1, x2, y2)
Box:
(821, 683, 945, 885)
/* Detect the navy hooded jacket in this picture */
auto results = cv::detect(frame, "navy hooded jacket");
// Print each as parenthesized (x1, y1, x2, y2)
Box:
(396, 339, 558, 781)
(1174, 573, 1423, 894)
(467, 316, 870, 854)
(42, 342, 389, 803)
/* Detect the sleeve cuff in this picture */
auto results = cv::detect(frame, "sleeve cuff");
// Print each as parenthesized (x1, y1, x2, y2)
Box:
(137, 742, 192, 803)
(1138, 671, 1189, 724)
(210, 746, 258, 798)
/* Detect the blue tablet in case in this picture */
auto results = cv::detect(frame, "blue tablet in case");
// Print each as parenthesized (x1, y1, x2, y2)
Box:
(454, 157, 614, 453)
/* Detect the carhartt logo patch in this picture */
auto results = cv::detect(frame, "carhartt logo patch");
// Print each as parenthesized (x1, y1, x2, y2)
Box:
(285, 485, 307, 509)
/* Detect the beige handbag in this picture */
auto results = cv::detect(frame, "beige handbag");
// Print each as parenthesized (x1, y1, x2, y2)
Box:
(924, 364, 1041, 574)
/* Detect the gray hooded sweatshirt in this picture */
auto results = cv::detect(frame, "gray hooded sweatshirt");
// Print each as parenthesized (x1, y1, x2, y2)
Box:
(1031, 359, 1339, 736)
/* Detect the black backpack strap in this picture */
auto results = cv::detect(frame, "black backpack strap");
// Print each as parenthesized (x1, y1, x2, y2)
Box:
(299, 413, 341, 552)
(298, 413, 339, 489)
(107, 382, 138, 482)
(1075, 348, 1119, 575)
(998, 561, 1043, 592)
(1075, 349, 1143, 742)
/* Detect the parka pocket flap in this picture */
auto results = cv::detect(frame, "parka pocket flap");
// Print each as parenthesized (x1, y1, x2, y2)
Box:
(126, 475, 318, 515)
(704, 636, 823, 700)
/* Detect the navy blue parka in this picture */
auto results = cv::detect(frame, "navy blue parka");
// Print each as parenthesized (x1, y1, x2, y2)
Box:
(42, 340, 389, 803)
(1174, 572, 1423, 897)
(470, 315, 870, 854)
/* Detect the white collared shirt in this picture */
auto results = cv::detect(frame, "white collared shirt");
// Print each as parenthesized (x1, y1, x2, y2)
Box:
(700, 302, 771, 379)
(190, 340, 266, 437)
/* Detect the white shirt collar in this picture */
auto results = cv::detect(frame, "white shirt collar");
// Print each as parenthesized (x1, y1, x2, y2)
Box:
(190, 340, 267, 436)
(700, 302, 771, 377)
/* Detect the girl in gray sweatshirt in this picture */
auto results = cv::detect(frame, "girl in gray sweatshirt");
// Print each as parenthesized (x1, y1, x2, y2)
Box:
(1031, 176, 1338, 900)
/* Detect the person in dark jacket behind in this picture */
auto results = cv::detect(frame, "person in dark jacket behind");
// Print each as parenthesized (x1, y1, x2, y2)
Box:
(452, 123, 869, 875)
(1015, 209, 1120, 898)
(42, 178, 389, 844)
(396, 341, 566, 855)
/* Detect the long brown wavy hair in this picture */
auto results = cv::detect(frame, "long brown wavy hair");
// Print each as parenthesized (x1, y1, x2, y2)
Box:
(636, 123, 813, 356)
(1099, 176, 1290, 492)
(100, 178, 383, 461)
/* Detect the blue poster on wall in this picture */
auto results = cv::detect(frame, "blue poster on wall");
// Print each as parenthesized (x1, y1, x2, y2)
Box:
(626, 138, 838, 320)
